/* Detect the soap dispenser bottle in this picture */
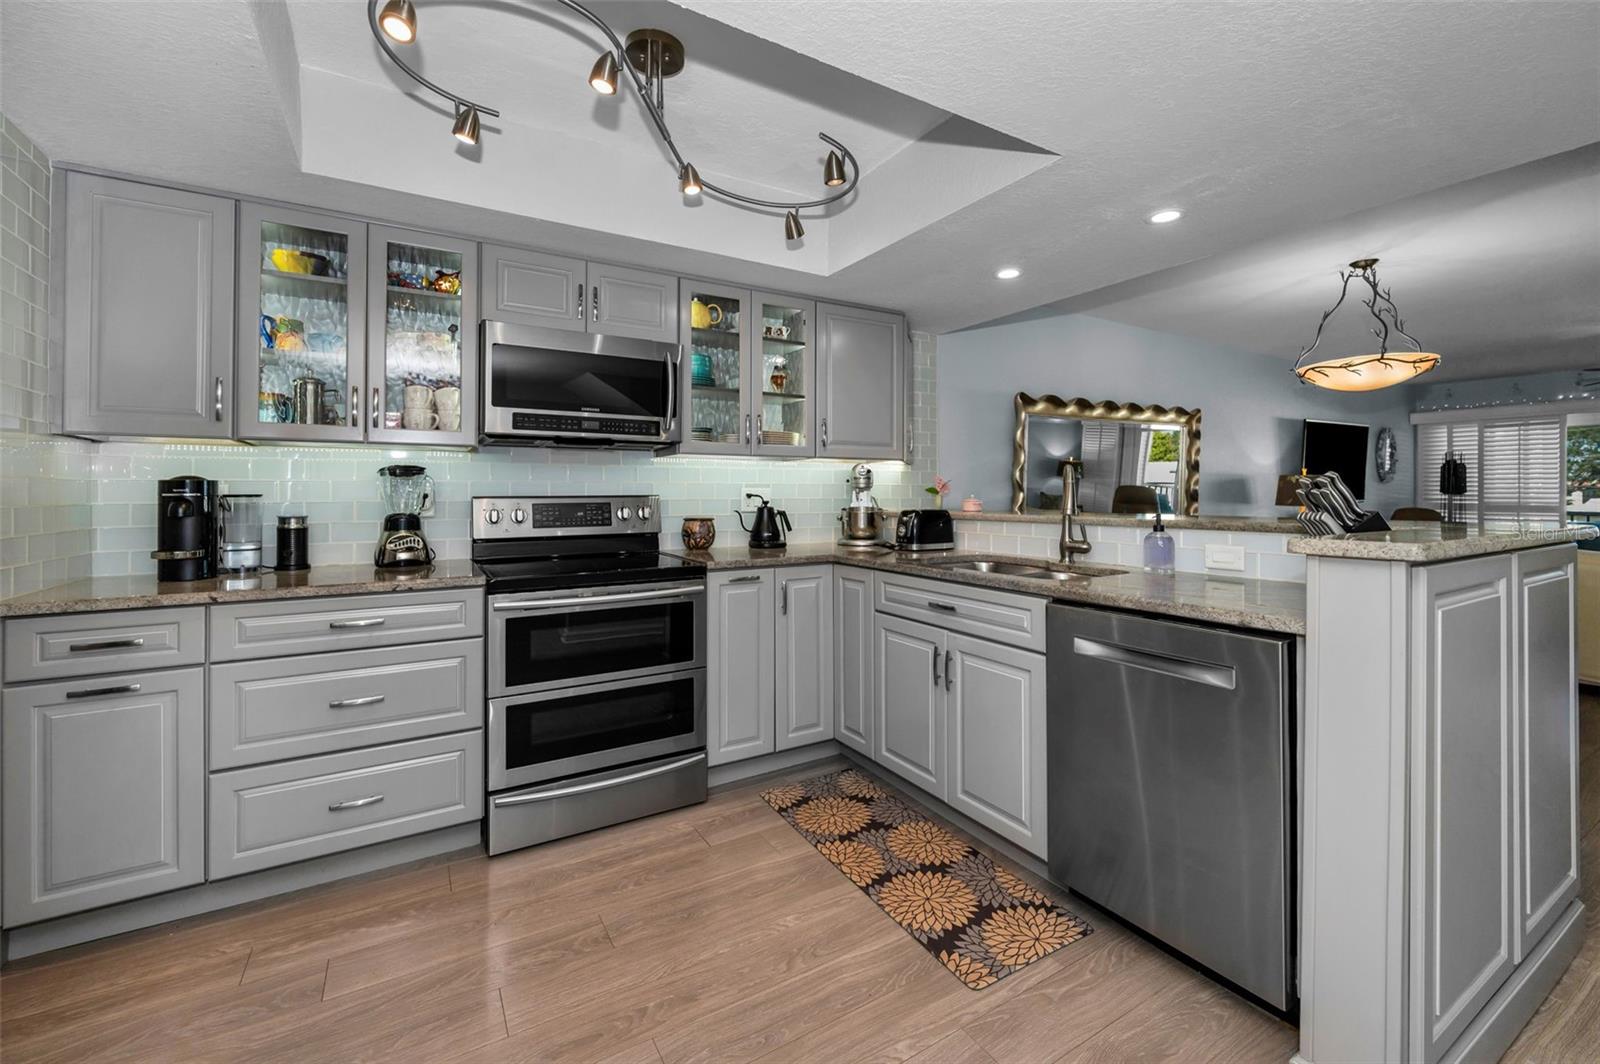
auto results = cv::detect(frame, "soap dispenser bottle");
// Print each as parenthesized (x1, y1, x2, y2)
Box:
(1142, 513, 1175, 573)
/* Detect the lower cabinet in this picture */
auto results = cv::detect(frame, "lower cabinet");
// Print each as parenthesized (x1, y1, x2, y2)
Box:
(707, 566, 833, 764)
(872, 609, 1048, 856)
(2, 667, 206, 925)
(833, 567, 874, 756)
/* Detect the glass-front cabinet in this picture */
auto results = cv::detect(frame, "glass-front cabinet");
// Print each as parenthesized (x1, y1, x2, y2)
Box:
(236, 204, 367, 441)
(366, 225, 479, 446)
(678, 280, 815, 456)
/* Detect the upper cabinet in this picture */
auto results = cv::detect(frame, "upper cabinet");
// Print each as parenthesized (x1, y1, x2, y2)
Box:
(481, 245, 677, 344)
(236, 203, 367, 442)
(366, 225, 478, 446)
(816, 302, 906, 460)
(62, 174, 236, 439)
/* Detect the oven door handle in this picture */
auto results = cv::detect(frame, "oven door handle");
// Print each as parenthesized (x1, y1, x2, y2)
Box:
(491, 752, 707, 807)
(491, 586, 705, 612)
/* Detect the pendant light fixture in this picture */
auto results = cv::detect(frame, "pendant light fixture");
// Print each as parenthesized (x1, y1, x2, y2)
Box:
(1293, 258, 1441, 392)
(368, 0, 860, 246)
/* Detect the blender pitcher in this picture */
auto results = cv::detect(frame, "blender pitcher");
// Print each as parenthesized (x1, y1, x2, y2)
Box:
(378, 464, 434, 516)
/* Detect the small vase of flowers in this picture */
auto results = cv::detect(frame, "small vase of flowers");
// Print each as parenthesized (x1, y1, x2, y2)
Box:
(925, 475, 952, 510)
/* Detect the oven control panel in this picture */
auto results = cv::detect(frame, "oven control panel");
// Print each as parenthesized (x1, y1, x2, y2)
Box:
(472, 495, 661, 539)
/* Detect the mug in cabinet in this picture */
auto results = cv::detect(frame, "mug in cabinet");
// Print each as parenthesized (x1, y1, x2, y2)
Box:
(434, 386, 462, 432)
(402, 407, 440, 430)
(681, 517, 716, 550)
(403, 384, 434, 410)
(690, 299, 723, 330)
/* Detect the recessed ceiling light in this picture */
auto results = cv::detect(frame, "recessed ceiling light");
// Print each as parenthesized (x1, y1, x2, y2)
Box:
(995, 266, 1021, 280)
(1147, 208, 1183, 225)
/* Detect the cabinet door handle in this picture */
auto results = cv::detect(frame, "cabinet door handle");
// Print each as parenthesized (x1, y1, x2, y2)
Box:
(328, 694, 386, 709)
(576, 281, 584, 319)
(744, 414, 752, 444)
(215, 377, 224, 421)
(780, 580, 789, 614)
(371, 387, 380, 428)
(592, 284, 599, 322)
(328, 794, 384, 812)
(329, 617, 386, 629)
(728, 574, 763, 584)
(944, 650, 953, 691)
(66, 683, 141, 700)
(350, 386, 360, 428)
(67, 637, 145, 653)
(820, 417, 829, 449)
(928, 601, 958, 613)
(932, 647, 941, 687)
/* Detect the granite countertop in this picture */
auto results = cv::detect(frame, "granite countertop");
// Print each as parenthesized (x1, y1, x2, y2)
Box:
(945, 511, 1305, 535)
(666, 544, 1306, 635)
(0, 560, 485, 618)
(1288, 521, 1599, 563)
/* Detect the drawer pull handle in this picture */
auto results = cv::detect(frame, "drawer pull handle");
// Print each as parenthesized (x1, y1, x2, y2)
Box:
(329, 617, 386, 629)
(328, 694, 386, 709)
(329, 794, 385, 811)
(67, 638, 146, 653)
(66, 683, 141, 700)
(928, 601, 958, 613)
(727, 575, 763, 584)
(492, 753, 706, 807)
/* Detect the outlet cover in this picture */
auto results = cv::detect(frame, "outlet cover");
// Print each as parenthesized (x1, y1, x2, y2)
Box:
(1204, 543, 1246, 572)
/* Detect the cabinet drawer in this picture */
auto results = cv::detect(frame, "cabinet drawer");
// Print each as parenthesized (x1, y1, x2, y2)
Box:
(3, 608, 206, 682)
(209, 589, 484, 661)
(875, 572, 1046, 651)
(209, 639, 485, 768)
(208, 731, 483, 879)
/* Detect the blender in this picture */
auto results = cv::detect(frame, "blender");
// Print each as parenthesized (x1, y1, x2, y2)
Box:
(374, 464, 436, 568)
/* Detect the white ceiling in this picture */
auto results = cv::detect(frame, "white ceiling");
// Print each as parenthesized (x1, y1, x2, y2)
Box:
(1010, 144, 1600, 382)
(2, 0, 1598, 372)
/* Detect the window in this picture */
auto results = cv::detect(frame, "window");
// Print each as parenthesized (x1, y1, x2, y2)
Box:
(1415, 414, 1564, 523)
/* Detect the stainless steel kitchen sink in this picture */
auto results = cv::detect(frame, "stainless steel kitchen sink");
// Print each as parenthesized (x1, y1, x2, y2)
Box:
(923, 559, 1128, 579)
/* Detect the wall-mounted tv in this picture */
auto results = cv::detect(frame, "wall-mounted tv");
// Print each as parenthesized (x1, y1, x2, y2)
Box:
(1301, 419, 1369, 499)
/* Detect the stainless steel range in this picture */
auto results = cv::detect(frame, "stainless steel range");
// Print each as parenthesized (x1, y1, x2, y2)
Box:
(474, 494, 708, 855)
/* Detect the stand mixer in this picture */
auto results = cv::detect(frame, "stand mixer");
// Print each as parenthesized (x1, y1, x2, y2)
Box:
(374, 464, 436, 568)
(837, 463, 887, 548)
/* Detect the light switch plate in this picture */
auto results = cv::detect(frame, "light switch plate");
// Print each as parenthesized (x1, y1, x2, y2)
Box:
(1204, 543, 1246, 572)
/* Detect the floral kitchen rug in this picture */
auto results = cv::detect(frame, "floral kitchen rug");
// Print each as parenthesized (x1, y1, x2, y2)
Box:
(761, 768, 1092, 989)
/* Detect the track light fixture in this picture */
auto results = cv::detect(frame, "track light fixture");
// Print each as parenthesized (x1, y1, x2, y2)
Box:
(451, 105, 480, 145)
(377, 0, 416, 43)
(367, 0, 859, 247)
(823, 150, 846, 187)
(589, 51, 619, 95)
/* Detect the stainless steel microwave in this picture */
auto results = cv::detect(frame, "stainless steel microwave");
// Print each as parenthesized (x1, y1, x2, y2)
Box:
(480, 321, 680, 448)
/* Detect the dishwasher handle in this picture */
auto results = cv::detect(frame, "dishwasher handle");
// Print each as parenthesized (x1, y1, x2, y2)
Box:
(1071, 636, 1237, 690)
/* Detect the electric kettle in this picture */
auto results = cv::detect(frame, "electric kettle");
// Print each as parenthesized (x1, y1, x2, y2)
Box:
(736, 492, 791, 549)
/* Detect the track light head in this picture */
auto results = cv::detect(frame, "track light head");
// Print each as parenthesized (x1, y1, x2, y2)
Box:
(679, 163, 702, 197)
(452, 105, 480, 145)
(823, 150, 846, 187)
(784, 210, 804, 241)
(589, 51, 620, 95)
(378, 0, 417, 43)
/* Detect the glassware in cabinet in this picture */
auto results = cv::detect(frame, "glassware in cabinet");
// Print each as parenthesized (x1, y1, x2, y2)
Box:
(680, 282, 752, 453)
(237, 204, 366, 441)
(753, 293, 815, 456)
(366, 225, 478, 445)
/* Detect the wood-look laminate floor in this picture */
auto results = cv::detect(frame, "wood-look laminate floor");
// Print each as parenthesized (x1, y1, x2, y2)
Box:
(1, 693, 1594, 1064)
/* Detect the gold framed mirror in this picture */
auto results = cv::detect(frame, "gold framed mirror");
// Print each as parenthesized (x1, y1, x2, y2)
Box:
(1011, 393, 1202, 515)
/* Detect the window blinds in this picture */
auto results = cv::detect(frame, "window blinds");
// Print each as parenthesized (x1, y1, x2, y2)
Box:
(1414, 414, 1564, 522)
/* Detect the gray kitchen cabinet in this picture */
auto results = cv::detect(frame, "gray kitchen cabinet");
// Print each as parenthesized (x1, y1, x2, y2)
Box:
(590, 262, 680, 343)
(873, 612, 946, 797)
(1410, 553, 1516, 1060)
(209, 588, 483, 661)
(2, 667, 205, 925)
(1511, 545, 1579, 959)
(816, 302, 905, 460)
(775, 566, 833, 750)
(3, 606, 206, 682)
(62, 173, 235, 439)
(945, 633, 1048, 855)
(706, 570, 776, 765)
(481, 245, 678, 344)
(833, 566, 874, 756)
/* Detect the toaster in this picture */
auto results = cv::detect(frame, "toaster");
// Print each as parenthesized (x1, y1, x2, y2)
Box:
(894, 509, 955, 552)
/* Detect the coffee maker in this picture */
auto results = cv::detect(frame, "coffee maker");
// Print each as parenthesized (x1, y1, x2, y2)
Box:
(151, 476, 217, 581)
(375, 465, 436, 568)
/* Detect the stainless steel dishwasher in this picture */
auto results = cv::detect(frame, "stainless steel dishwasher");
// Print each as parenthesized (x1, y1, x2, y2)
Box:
(1046, 604, 1294, 1011)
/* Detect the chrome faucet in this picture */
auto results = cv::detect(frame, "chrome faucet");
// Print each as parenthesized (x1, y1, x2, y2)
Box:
(1058, 458, 1091, 562)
